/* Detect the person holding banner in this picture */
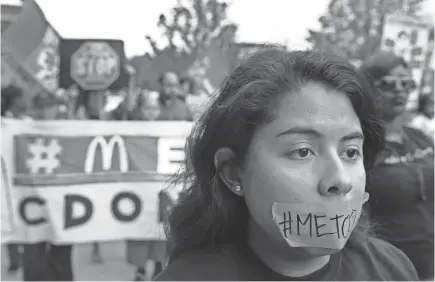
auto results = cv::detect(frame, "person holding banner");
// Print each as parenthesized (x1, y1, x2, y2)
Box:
(127, 190, 174, 281)
(155, 47, 418, 281)
(1, 85, 32, 274)
(124, 91, 174, 280)
(360, 51, 434, 280)
(19, 91, 75, 281)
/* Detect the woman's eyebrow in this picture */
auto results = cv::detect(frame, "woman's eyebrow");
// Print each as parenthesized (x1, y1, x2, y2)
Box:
(341, 132, 365, 142)
(276, 126, 364, 142)
(276, 127, 322, 138)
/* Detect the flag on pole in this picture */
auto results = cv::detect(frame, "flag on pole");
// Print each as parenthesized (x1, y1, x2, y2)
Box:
(1, 0, 61, 100)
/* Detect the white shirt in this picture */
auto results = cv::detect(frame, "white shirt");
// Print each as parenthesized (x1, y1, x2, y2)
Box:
(408, 114, 434, 140)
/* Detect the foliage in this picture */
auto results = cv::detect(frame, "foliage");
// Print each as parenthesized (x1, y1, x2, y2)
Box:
(307, 0, 424, 60)
(131, 0, 238, 91)
(146, 0, 237, 56)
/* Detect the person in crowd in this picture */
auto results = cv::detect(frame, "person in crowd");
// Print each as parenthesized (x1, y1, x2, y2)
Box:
(124, 92, 173, 280)
(155, 47, 419, 281)
(180, 76, 210, 121)
(157, 72, 193, 121)
(76, 89, 108, 121)
(408, 93, 434, 140)
(32, 91, 60, 120)
(360, 51, 434, 280)
(68, 87, 106, 263)
(15, 91, 75, 281)
(1, 85, 31, 274)
(1, 85, 31, 120)
(127, 190, 174, 281)
(125, 90, 160, 121)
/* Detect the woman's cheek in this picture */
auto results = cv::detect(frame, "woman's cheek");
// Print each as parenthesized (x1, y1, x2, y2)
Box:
(244, 157, 311, 207)
(352, 167, 366, 193)
(343, 162, 366, 197)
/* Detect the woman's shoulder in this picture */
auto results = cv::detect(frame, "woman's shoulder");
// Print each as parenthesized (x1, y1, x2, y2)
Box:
(155, 245, 244, 281)
(342, 236, 418, 280)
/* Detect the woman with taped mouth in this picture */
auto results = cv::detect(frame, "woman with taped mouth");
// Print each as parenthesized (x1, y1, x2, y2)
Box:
(155, 47, 419, 281)
(361, 51, 434, 280)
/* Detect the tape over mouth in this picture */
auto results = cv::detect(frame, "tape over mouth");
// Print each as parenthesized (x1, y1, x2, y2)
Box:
(271, 192, 370, 220)
(272, 192, 370, 205)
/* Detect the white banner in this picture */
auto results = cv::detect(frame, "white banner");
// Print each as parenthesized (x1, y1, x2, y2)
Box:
(1, 157, 15, 241)
(1, 119, 193, 244)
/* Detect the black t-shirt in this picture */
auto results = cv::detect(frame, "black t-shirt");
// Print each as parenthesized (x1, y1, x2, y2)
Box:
(367, 126, 434, 242)
(155, 237, 418, 281)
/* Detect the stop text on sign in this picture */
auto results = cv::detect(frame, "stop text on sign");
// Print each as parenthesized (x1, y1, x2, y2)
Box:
(71, 42, 120, 91)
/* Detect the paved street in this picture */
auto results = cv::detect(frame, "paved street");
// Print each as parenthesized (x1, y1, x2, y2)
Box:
(1, 240, 155, 281)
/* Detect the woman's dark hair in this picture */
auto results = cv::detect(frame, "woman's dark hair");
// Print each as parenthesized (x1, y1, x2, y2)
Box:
(1, 85, 24, 116)
(167, 46, 385, 261)
(360, 50, 408, 81)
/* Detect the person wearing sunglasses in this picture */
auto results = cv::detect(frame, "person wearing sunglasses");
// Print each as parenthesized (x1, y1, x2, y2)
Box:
(361, 51, 434, 280)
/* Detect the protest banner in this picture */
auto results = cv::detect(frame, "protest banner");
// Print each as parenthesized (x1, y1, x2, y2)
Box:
(1, 119, 192, 244)
(1, 157, 15, 242)
(381, 14, 431, 110)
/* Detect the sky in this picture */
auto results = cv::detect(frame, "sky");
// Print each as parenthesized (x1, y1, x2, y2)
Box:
(1, 0, 332, 57)
(1, 0, 434, 58)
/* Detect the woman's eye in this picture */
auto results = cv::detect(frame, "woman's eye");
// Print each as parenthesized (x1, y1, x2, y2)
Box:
(341, 149, 361, 160)
(287, 148, 314, 160)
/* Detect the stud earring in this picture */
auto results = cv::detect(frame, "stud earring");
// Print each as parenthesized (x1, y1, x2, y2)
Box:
(235, 185, 241, 192)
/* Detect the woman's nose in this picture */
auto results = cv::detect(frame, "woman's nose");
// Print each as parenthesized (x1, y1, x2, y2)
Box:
(394, 80, 404, 92)
(318, 156, 353, 197)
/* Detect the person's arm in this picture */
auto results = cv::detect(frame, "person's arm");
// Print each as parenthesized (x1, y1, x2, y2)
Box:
(64, 86, 80, 120)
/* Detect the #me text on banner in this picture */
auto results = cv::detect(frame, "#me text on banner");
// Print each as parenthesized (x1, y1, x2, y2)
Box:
(1, 119, 192, 244)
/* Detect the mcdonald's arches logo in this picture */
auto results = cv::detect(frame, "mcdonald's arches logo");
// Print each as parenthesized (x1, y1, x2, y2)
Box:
(84, 136, 128, 174)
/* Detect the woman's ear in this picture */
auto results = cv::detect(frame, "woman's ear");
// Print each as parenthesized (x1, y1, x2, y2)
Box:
(214, 147, 244, 197)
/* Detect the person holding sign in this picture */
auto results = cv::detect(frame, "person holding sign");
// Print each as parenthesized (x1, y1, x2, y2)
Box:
(361, 51, 434, 280)
(156, 72, 193, 121)
(155, 47, 418, 281)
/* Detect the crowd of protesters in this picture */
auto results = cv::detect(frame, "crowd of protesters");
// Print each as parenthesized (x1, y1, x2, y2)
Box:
(1, 51, 434, 281)
(1, 71, 209, 281)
